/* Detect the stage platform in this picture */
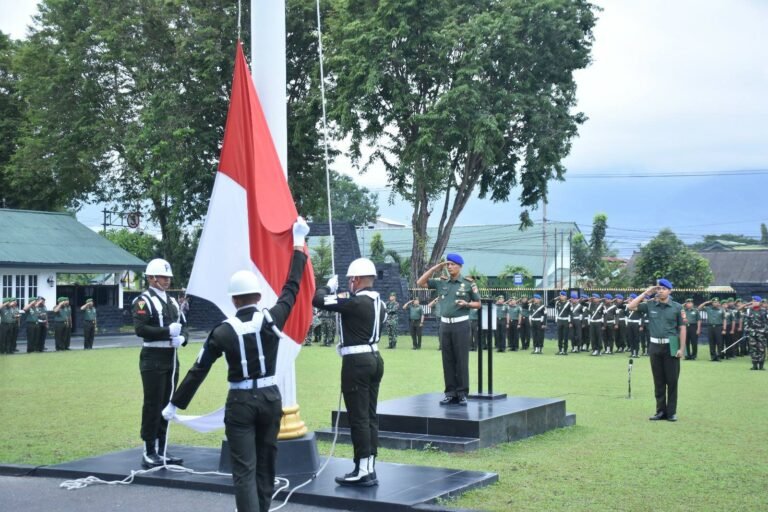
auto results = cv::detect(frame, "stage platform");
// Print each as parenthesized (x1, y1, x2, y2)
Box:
(31, 445, 497, 512)
(316, 392, 575, 452)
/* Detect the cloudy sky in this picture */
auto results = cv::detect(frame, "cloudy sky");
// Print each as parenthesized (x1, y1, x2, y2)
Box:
(2, 1, 767, 254)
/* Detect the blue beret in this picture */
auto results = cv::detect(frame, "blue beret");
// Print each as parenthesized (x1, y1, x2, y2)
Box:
(752, 295, 762, 302)
(629, 293, 638, 299)
(580, 293, 589, 299)
(559, 291, 566, 296)
(657, 278, 673, 290)
(445, 253, 464, 265)
(604, 293, 613, 299)
(615, 294, 624, 300)
(533, 294, 541, 299)
(591, 293, 600, 299)
(570, 292, 579, 299)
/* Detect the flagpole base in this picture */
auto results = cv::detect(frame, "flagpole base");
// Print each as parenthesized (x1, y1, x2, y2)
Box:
(278, 403, 307, 439)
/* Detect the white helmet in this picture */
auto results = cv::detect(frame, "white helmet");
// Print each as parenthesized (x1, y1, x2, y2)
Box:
(228, 270, 263, 296)
(146, 258, 173, 277)
(346, 258, 377, 277)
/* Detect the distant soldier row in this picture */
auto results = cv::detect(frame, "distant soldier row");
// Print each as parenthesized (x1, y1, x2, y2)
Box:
(0, 297, 97, 354)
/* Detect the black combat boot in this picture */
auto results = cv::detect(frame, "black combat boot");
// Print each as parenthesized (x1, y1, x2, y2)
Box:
(141, 440, 164, 469)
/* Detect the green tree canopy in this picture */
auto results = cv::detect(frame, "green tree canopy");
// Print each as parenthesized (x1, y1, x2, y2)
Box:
(0, 31, 22, 201)
(103, 228, 159, 263)
(633, 229, 713, 289)
(327, 0, 597, 281)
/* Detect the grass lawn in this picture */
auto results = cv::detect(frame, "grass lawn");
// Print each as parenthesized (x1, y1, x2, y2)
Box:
(1, 335, 766, 511)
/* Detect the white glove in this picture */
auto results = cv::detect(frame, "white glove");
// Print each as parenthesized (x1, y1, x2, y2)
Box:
(162, 403, 177, 420)
(169, 322, 182, 337)
(336, 343, 343, 357)
(171, 335, 185, 348)
(327, 275, 339, 293)
(293, 216, 310, 246)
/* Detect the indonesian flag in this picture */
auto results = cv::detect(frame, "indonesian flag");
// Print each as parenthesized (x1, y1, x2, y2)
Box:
(187, 41, 315, 409)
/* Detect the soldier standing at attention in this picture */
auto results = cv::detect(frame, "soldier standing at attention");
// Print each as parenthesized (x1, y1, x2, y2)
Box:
(323, 309, 336, 347)
(81, 298, 98, 349)
(417, 254, 480, 406)
(627, 279, 686, 422)
(53, 297, 72, 351)
(133, 258, 188, 468)
(385, 293, 400, 349)
(519, 296, 531, 351)
(529, 294, 546, 354)
(36, 297, 49, 352)
(683, 298, 700, 360)
(0, 298, 12, 354)
(568, 292, 582, 353)
(602, 293, 616, 354)
(507, 297, 521, 351)
(626, 294, 643, 358)
(698, 298, 725, 362)
(580, 294, 590, 351)
(740, 296, 767, 370)
(554, 291, 571, 355)
(588, 293, 604, 356)
(614, 294, 628, 353)
(494, 295, 508, 352)
(164, 218, 309, 510)
(314, 257, 386, 486)
(403, 296, 424, 349)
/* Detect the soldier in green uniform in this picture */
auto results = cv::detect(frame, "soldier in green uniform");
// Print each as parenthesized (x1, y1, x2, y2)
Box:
(519, 296, 531, 351)
(554, 291, 571, 355)
(403, 296, 424, 349)
(23, 297, 40, 352)
(0, 298, 14, 354)
(507, 297, 521, 351)
(81, 298, 98, 349)
(494, 295, 508, 352)
(722, 298, 736, 359)
(627, 279, 686, 422)
(322, 309, 336, 347)
(36, 297, 49, 352)
(417, 253, 480, 406)
(385, 293, 400, 349)
(683, 298, 700, 360)
(2, 298, 21, 353)
(698, 298, 725, 361)
(53, 297, 72, 351)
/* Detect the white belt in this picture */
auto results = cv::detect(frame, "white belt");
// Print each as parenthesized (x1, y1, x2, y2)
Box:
(441, 315, 469, 324)
(605, 320, 615, 324)
(340, 343, 379, 356)
(143, 340, 173, 348)
(557, 317, 570, 322)
(531, 318, 544, 322)
(229, 376, 277, 390)
(589, 319, 603, 323)
(650, 337, 669, 344)
(627, 320, 642, 324)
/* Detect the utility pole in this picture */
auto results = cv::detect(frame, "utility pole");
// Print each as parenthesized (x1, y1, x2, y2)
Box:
(542, 201, 548, 303)
(568, 230, 573, 289)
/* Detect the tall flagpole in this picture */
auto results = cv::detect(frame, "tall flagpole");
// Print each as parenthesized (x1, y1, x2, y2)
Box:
(251, 0, 306, 439)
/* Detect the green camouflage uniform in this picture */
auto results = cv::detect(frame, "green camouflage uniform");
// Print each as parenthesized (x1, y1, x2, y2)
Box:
(321, 309, 336, 346)
(385, 298, 400, 348)
(744, 307, 767, 369)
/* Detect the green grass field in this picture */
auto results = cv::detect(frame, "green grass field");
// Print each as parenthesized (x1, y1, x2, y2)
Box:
(1, 335, 766, 511)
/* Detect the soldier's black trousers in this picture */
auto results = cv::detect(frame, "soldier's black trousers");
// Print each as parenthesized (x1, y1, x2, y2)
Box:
(139, 347, 179, 445)
(589, 323, 603, 352)
(569, 322, 581, 350)
(495, 320, 506, 351)
(409, 320, 422, 349)
(54, 322, 67, 350)
(685, 325, 698, 358)
(603, 324, 614, 351)
(708, 326, 723, 360)
(83, 321, 96, 349)
(519, 318, 531, 349)
(0, 323, 10, 353)
(469, 320, 479, 350)
(557, 321, 569, 351)
(507, 322, 519, 350)
(582, 323, 589, 347)
(532, 321, 545, 349)
(649, 341, 680, 417)
(225, 385, 282, 512)
(616, 324, 627, 349)
(26, 323, 37, 352)
(341, 351, 384, 461)
(37, 323, 47, 352)
(627, 323, 641, 354)
(439, 320, 471, 398)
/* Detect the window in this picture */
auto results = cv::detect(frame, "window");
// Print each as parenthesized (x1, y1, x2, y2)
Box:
(27, 275, 36, 302)
(2, 275, 12, 301)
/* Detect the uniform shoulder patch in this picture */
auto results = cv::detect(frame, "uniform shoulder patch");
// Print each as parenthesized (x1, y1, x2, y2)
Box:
(137, 300, 146, 309)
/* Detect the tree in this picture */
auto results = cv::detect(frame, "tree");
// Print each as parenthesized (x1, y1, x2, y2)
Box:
(312, 172, 379, 226)
(310, 237, 333, 285)
(633, 229, 713, 289)
(9, 0, 246, 277)
(761, 223, 768, 245)
(571, 213, 614, 285)
(104, 229, 159, 263)
(369, 232, 385, 264)
(496, 264, 533, 287)
(0, 31, 22, 202)
(327, 0, 597, 282)
(689, 233, 759, 250)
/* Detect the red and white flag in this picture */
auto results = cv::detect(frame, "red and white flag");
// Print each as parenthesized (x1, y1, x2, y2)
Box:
(187, 41, 315, 408)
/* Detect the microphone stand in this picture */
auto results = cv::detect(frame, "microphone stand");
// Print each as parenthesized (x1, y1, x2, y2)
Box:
(627, 359, 633, 399)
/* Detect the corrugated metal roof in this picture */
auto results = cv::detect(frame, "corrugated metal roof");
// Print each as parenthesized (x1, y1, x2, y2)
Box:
(0, 209, 147, 270)
(355, 222, 580, 279)
(698, 250, 768, 286)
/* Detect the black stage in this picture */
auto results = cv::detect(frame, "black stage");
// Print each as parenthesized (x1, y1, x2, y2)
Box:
(316, 392, 575, 452)
(32, 445, 497, 512)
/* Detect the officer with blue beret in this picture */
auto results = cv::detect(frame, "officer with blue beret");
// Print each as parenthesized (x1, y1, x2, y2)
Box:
(417, 253, 480, 406)
(588, 293, 604, 356)
(554, 291, 571, 355)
